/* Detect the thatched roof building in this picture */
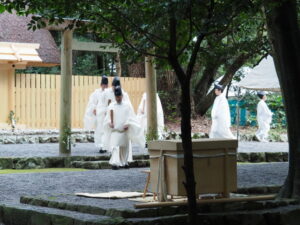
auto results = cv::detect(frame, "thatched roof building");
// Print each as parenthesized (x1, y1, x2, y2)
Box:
(0, 12, 60, 66)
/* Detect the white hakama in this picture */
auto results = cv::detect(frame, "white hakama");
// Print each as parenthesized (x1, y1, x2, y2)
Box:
(209, 94, 235, 139)
(137, 93, 165, 136)
(256, 100, 273, 142)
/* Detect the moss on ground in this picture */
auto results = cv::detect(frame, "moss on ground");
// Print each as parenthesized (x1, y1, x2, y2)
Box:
(0, 168, 87, 174)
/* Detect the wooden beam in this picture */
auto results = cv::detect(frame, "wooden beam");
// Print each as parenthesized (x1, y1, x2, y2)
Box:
(26, 62, 59, 67)
(0, 63, 27, 70)
(72, 40, 119, 53)
(145, 56, 158, 140)
(59, 29, 73, 155)
(134, 195, 276, 209)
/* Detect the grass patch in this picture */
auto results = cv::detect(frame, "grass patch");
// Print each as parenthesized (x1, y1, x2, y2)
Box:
(0, 168, 87, 174)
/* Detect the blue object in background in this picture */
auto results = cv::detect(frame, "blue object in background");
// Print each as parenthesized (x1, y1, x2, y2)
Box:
(229, 99, 247, 126)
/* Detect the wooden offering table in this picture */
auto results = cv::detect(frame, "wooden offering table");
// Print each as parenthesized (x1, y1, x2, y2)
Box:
(148, 139, 238, 199)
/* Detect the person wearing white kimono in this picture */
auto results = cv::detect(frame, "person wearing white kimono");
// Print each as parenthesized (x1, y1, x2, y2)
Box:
(104, 76, 133, 110)
(209, 84, 235, 139)
(256, 91, 273, 142)
(137, 92, 165, 136)
(83, 76, 109, 152)
(103, 86, 145, 170)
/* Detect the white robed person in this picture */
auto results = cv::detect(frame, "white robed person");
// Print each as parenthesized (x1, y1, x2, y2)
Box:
(256, 91, 273, 142)
(103, 86, 145, 169)
(83, 76, 109, 152)
(137, 92, 165, 136)
(104, 76, 133, 110)
(209, 83, 235, 139)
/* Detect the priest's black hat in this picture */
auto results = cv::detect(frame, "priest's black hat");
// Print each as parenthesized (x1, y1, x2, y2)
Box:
(257, 91, 265, 98)
(101, 75, 108, 85)
(112, 76, 121, 87)
(214, 83, 224, 91)
(114, 86, 123, 96)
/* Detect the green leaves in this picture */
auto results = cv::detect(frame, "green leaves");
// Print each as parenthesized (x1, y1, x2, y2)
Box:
(0, 4, 5, 13)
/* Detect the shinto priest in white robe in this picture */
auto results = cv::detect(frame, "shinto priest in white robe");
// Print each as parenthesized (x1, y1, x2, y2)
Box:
(209, 93, 235, 139)
(137, 92, 165, 136)
(103, 98, 145, 167)
(83, 76, 108, 149)
(256, 99, 273, 141)
(105, 87, 134, 111)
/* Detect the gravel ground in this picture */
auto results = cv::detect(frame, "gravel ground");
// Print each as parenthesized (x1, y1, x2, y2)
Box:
(0, 141, 289, 158)
(0, 163, 288, 208)
(238, 142, 288, 153)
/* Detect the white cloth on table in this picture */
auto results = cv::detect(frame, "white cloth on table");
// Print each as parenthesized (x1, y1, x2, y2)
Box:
(103, 101, 145, 166)
(209, 94, 235, 139)
(137, 92, 165, 136)
(256, 100, 273, 142)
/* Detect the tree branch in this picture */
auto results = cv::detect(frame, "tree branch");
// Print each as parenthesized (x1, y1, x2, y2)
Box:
(168, 5, 186, 84)
(94, 13, 168, 59)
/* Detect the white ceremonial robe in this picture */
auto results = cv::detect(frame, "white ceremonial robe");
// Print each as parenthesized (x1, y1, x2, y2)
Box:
(83, 89, 101, 130)
(256, 100, 273, 142)
(137, 93, 165, 136)
(83, 88, 107, 148)
(103, 101, 145, 167)
(209, 94, 235, 139)
(94, 89, 108, 149)
(104, 87, 134, 110)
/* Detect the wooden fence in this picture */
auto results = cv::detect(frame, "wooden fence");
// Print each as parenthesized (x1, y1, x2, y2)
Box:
(13, 74, 146, 129)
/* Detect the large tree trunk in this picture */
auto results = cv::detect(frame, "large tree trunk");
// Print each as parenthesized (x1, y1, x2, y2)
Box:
(264, 0, 300, 198)
(168, 58, 197, 225)
(180, 79, 197, 223)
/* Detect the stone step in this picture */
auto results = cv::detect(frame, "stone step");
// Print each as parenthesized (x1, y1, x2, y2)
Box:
(20, 195, 161, 219)
(71, 160, 150, 169)
(19, 191, 299, 221)
(0, 134, 95, 144)
(0, 202, 120, 225)
(127, 204, 300, 225)
(0, 152, 288, 170)
(0, 155, 149, 170)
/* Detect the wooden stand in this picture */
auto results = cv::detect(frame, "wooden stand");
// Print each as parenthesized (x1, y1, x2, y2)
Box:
(148, 139, 238, 197)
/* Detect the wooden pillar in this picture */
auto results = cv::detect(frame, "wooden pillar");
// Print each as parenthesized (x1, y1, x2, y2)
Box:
(59, 29, 73, 155)
(0, 68, 10, 128)
(8, 69, 15, 114)
(145, 56, 158, 140)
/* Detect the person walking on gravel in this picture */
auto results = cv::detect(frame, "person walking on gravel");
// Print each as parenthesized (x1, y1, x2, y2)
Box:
(256, 91, 273, 142)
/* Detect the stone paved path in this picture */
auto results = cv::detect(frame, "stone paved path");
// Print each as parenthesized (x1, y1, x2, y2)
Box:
(0, 141, 289, 158)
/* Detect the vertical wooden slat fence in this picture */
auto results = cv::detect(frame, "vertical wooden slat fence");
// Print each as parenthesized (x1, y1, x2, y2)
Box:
(13, 74, 146, 129)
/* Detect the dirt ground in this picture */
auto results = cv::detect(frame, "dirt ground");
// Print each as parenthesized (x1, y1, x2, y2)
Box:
(165, 116, 212, 133)
(165, 116, 287, 137)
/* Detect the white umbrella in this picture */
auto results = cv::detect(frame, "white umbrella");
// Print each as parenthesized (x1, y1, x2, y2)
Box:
(238, 56, 281, 92)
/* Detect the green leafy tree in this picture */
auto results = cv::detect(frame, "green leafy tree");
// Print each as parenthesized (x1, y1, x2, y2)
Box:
(1, 0, 266, 222)
(193, 14, 270, 115)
